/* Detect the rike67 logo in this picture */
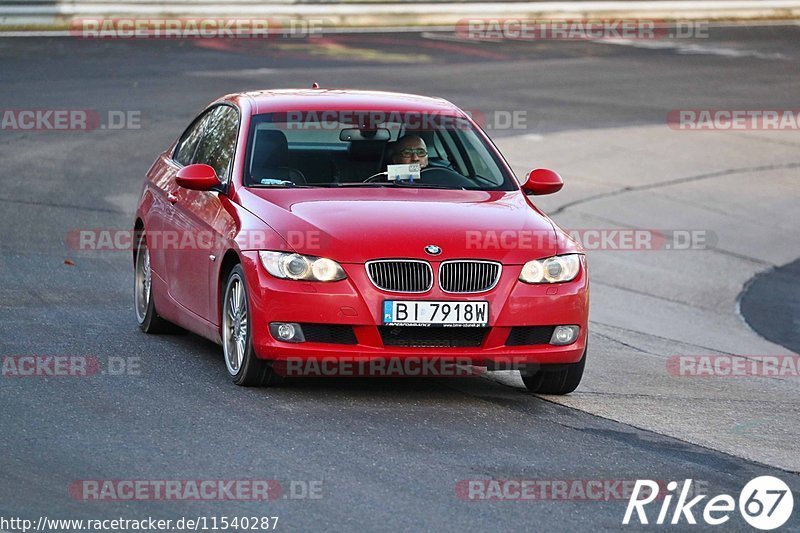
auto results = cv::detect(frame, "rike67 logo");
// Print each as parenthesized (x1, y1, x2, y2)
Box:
(624, 477, 794, 530)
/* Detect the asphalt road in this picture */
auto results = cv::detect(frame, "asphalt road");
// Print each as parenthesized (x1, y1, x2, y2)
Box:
(1, 25, 799, 531)
(741, 258, 800, 355)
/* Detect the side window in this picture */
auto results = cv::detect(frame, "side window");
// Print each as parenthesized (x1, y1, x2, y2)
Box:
(460, 135, 495, 179)
(193, 106, 240, 183)
(173, 111, 212, 166)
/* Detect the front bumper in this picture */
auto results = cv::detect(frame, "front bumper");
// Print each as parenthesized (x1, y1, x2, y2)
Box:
(239, 251, 589, 365)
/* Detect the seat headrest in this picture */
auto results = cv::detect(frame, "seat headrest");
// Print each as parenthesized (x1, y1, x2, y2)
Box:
(252, 130, 289, 168)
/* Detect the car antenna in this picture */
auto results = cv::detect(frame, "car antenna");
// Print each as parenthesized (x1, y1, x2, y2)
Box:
(311, 82, 320, 89)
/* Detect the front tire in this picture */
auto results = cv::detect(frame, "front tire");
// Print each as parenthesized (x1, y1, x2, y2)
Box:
(521, 346, 586, 395)
(222, 265, 281, 387)
(134, 232, 170, 333)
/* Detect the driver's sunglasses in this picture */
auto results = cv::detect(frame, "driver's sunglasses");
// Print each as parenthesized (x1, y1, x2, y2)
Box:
(397, 148, 428, 157)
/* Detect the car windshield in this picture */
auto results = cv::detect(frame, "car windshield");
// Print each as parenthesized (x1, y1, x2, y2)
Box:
(244, 111, 517, 191)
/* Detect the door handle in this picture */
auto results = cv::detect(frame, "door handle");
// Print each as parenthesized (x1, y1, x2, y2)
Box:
(167, 192, 178, 204)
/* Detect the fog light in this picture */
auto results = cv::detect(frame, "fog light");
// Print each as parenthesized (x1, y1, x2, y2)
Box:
(550, 325, 579, 346)
(270, 322, 305, 343)
(278, 323, 296, 339)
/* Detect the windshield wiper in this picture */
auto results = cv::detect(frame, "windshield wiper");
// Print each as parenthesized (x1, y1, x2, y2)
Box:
(249, 178, 321, 188)
(249, 181, 466, 190)
(335, 182, 465, 190)
(394, 183, 466, 190)
(333, 182, 393, 188)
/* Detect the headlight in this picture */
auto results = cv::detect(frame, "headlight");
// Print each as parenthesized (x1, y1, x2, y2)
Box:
(258, 251, 346, 281)
(519, 254, 581, 284)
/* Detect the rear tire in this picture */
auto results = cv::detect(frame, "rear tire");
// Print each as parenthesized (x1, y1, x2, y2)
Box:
(222, 265, 282, 387)
(521, 346, 586, 395)
(134, 232, 171, 333)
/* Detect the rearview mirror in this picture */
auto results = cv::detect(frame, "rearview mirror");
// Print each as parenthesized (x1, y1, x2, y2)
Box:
(176, 164, 222, 191)
(339, 128, 391, 141)
(521, 168, 564, 195)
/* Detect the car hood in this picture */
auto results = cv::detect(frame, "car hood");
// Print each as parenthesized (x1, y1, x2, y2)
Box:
(237, 188, 560, 264)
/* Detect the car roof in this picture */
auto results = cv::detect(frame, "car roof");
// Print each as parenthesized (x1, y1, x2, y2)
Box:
(229, 88, 465, 116)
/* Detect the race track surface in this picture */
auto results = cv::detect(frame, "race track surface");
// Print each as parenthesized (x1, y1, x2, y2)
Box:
(1, 25, 799, 530)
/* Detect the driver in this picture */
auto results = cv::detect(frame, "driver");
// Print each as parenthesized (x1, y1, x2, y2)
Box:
(391, 135, 428, 169)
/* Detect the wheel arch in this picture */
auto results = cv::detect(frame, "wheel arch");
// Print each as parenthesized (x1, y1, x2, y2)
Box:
(133, 218, 144, 266)
(217, 250, 242, 324)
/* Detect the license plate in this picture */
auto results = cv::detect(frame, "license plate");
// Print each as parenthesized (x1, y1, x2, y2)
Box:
(383, 301, 489, 326)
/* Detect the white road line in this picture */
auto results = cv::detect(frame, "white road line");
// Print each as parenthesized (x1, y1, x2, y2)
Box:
(595, 38, 789, 60)
(186, 68, 278, 77)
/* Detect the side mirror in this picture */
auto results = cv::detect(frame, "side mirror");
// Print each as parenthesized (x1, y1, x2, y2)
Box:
(176, 164, 222, 191)
(521, 168, 564, 195)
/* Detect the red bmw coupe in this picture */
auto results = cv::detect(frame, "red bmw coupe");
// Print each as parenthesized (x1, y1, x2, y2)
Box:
(133, 88, 588, 394)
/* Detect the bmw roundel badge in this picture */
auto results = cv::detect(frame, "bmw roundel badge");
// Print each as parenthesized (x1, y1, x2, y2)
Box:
(425, 245, 442, 256)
